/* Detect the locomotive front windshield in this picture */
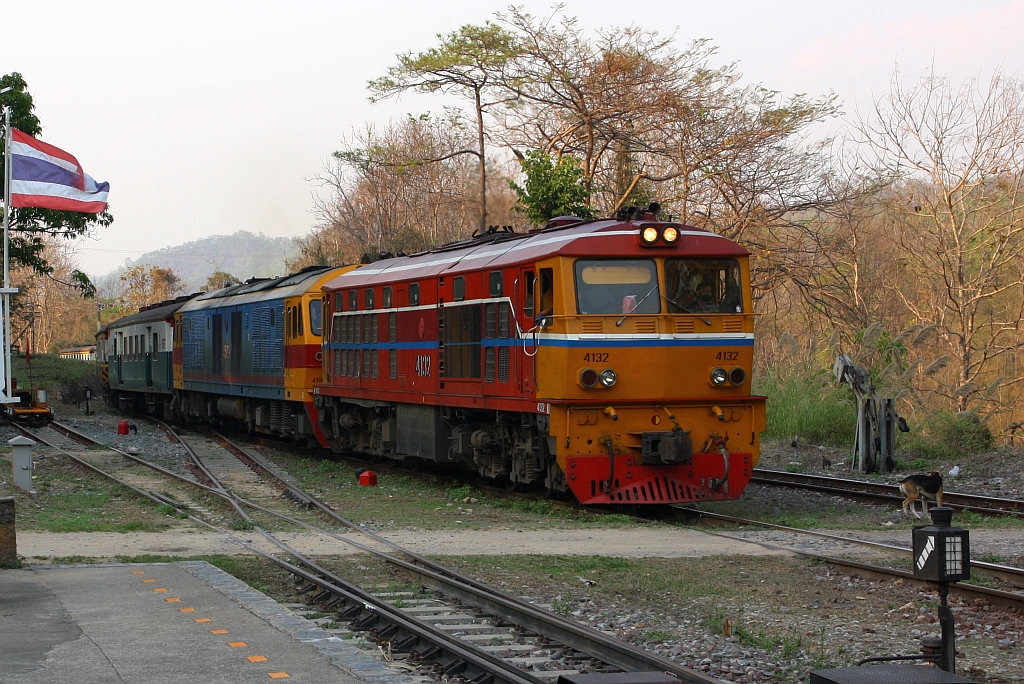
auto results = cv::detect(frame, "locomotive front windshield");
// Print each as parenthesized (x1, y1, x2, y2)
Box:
(575, 259, 660, 315)
(664, 258, 743, 314)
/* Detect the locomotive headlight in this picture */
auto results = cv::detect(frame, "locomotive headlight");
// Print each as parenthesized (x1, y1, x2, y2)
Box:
(580, 368, 599, 388)
(710, 367, 728, 386)
(661, 226, 679, 244)
(641, 226, 659, 244)
(729, 367, 747, 386)
(599, 368, 617, 387)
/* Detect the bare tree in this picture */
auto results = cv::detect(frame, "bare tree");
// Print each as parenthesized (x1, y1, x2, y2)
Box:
(11, 238, 97, 352)
(369, 23, 518, 232)
(858, 69, 1024, 414)
(294, 113, 483, 269)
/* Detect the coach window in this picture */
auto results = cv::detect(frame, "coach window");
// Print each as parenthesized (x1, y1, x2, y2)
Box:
(382, 286, 392, 308)
(309, 299, 323, 336)
(489, 272, 502, 297)
(453, 276, 466, 301)
(409, 283, 420, 306)
(365, 289, 374, 309)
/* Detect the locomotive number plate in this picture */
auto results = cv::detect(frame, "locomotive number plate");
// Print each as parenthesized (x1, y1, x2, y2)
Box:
(715, 351, 740, 361)
(582, 352, 609, 362)
(415, 355, 431, 377)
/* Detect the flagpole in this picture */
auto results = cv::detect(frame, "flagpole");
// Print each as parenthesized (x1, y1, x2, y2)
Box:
(1, 96, 17, 404)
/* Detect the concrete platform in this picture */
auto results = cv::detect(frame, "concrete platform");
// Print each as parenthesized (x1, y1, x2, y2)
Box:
(0, 561, 411, 683)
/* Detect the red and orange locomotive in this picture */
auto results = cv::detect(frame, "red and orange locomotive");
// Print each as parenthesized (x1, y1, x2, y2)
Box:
(315, 214, 765, 504)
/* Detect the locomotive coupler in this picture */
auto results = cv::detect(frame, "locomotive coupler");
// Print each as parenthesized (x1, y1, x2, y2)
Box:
(706, 434, 730, 491)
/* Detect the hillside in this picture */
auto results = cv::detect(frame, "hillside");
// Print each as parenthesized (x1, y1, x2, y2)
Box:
(106, 231, 299, 290)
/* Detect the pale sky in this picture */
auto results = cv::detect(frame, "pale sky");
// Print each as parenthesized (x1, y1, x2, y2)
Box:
(5, 0, 1024, 276)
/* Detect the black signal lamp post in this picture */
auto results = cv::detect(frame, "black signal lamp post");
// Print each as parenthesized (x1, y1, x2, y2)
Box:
(912, 507, 970, 673)
(83, 384, 92, 416)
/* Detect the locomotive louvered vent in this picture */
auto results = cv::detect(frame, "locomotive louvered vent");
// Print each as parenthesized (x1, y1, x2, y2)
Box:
(723, 318, 743, 332)
(591, 477, 696, 503)
(582, 319, 603, 333)
(634, 319, 656, 334)
(674, 319, 695, 334)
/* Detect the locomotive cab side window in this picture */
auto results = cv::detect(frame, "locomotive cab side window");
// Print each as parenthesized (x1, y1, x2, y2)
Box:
(309, 299, 323, 336)
(539, 269, 553, 316)
(488, 272, 502, 297)
(664, 258, 743, 314)
(453, 277, 466, 301)
(574, 259, 659, 315)
(524, 271, 535, 319)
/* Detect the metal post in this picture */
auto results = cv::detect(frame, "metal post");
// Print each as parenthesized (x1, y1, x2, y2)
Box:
(937, 582, 956, 673)
(1, 100, 20, 406)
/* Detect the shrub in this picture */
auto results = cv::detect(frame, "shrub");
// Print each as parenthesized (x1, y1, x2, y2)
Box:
(755, 368, 857, 446)
(901, 410, 993, 459)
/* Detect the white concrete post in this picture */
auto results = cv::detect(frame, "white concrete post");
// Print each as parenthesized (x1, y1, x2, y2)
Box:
(9, 435, 36, 492)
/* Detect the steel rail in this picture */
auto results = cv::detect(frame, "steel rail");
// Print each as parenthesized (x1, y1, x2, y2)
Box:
(20, 423, 550, 684)
(205, 429, 722, 684)
(680, 508, 1024, 610)
(751, 468, 1024, 517)
(681, 508, 1024, 588)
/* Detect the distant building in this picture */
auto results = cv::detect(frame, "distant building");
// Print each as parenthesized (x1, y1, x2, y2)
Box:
(58, 345, 96, 361)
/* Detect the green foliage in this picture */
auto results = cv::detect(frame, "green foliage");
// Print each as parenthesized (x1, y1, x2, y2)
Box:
(755, 367, 856, 446)
(702, 606, 726, 633)
(11, 352, 98, 404)
(901, 410, 994, 458)
(509, 151, 597, 227)
(369, 23, 518, 98)
(0, 73, 112, 281)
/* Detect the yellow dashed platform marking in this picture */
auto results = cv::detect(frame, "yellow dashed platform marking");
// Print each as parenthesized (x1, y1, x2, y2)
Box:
(195, 618, 212, 623)
(211, 629, 229, 634)
(228, 641, 248, 648)
(166, 598, 181, 603)
(179, 608, 195, 613)
(268, 673, 290, 679)
(248, 656, 268, 663)
(142, 579, 156, 583)
(154, 588, 168, 593)
(131, 570, 145, 575)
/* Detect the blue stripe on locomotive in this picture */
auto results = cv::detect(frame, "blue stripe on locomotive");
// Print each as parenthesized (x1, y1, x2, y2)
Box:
(180, 298, 287, 400)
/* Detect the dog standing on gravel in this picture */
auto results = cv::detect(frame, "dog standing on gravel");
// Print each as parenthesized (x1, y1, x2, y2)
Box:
(899, 471, 944, 519)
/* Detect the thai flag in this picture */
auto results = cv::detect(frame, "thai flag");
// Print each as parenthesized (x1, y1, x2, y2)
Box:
(9, 128, 109, 213)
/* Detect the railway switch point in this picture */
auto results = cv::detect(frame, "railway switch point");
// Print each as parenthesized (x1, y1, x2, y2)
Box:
(358, 470, 378, 486)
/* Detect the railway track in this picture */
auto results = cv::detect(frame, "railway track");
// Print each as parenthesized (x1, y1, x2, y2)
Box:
(16, 420, 723, 684)
(678, 507, 1024, 610)
(751, 468, 1024, 517)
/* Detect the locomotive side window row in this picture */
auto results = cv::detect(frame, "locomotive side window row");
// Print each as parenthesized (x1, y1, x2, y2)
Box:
(338, 284, 416, 311)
